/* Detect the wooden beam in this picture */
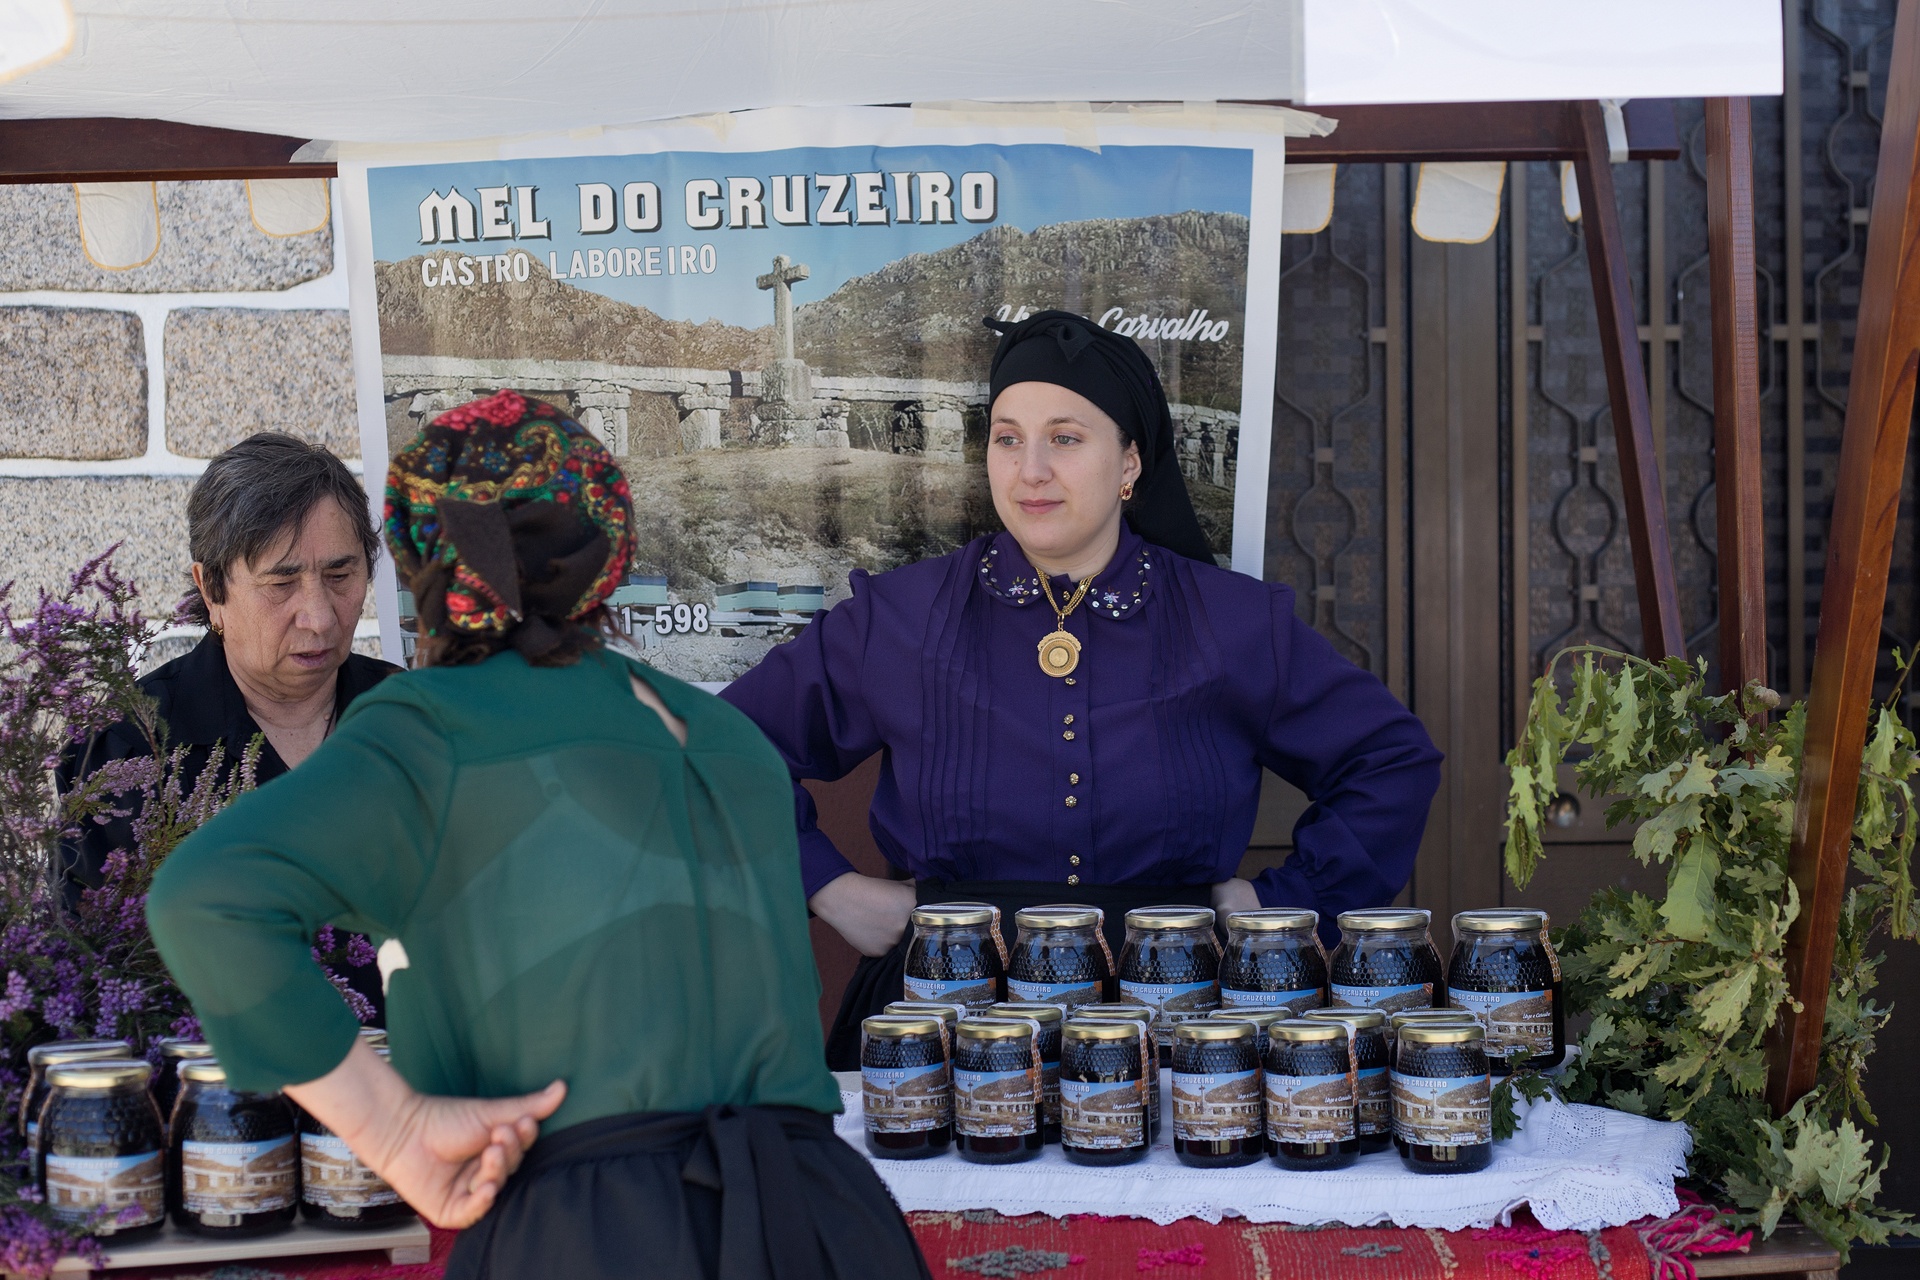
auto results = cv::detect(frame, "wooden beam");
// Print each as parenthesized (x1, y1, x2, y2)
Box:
(0, 118, 330, 184)
(1705, 98, 1769, 699)
(1281, 99, 1680, 165)
(1572, 100, 1687, 661)
(1769, 0, 1920, 1115)
(0, 101, 1679, 183)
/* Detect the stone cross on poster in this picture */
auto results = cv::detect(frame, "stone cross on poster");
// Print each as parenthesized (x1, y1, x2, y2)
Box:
(756, 254, 810, 361)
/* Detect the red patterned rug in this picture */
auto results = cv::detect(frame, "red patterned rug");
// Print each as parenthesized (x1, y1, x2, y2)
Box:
(101, 1212, 1661, 1280)
(907, 1210, 1653, 1280)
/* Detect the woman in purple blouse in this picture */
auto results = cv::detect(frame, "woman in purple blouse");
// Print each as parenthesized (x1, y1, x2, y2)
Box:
(722, 311, 1442, 1067)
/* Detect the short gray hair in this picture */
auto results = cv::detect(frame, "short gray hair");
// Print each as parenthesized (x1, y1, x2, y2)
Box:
(182, 433, 380, 625)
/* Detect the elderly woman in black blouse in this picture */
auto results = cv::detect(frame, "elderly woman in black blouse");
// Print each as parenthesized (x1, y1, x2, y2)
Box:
(58, 432, 397, 1005)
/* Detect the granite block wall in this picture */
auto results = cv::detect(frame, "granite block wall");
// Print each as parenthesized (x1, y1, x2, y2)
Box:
(0, 179, 378, 658)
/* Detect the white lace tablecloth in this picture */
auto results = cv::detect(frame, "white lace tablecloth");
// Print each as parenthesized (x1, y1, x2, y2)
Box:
(831, 1074, 1689, 1232)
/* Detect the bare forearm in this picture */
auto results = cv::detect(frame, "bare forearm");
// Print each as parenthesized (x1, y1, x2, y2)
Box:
(284, 1039, 420, 1177)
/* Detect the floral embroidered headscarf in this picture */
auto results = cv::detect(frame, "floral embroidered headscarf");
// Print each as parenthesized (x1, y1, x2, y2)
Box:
(385, 390, 634, 641)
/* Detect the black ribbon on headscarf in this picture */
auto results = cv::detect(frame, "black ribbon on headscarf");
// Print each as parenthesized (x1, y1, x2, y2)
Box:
(984, 310, 1216, 564)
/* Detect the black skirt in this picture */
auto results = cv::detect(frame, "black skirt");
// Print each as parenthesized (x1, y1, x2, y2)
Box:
(446, 1105, 930, 1280)
(822, 878, 1214, 1071)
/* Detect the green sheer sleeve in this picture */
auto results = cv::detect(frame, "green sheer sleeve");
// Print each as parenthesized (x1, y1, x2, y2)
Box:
(146, 691, 452, 1093)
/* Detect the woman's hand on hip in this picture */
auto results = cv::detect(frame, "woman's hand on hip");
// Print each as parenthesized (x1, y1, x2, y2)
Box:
(809, 871, 916, 957)
(1211, 877, 1263, 917)
(286, 1038, 567, 1230)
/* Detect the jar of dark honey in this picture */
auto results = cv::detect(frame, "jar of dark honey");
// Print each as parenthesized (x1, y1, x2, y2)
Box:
(1073, 1005, 1161, 1137)
(153, 1039, 215, 1140)
(300, 1049, 415, 1229)
(1118, 906, 1220, 1066)
(168, 1060, 298, 1234)
(1059, 1020, 1147, 1166)
(1448, 909, 1565, 1075)
(20, 1040, 132, 1174)
(990, 1002, 1066, 1143)
(1220, 909, 1326, 1015)
(1303, 1007, 1392, 1153)
(38, 1059, 165, 1239)
(1330, 909, 1443, 1014)
(952, 1017, 1043, 1164)
(1008, 906, 1112, 1008)
(859, 1015, 952, 1160)
(1393, 1023, 1493, 1174)
(1264, 1019, 1358, 1171)
(1212, 1007, 1292, 1059)
(905, 905, 1006, 1009)
(884, 1001, 965, 1059)
(1170, 1021, 1262, 1168)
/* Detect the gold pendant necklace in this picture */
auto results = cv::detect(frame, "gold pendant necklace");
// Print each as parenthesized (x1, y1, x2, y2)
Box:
(1035, 572, 1095, 678)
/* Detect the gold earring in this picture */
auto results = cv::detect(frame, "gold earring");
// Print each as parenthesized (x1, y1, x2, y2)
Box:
(208, 617, 224, 639)
(1120, 481, 1135, 501)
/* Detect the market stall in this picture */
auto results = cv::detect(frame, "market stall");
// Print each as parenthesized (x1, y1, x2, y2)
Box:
(2, 1, 1915, 1278)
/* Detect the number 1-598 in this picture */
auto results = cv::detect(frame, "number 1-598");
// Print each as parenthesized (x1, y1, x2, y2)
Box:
(651, 603, 709, 635)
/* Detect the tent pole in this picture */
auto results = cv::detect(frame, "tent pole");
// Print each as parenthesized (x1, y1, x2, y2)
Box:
(1705, 97, 1768, 701)
(1572, 102, 1686, 660)
(1767, 0, 1920, 1116)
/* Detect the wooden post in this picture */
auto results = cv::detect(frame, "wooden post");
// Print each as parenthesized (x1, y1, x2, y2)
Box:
(1572, 101, 1687, 660)
(1767, 0, 1920, 1115)
(1705, 98, 1768, 698)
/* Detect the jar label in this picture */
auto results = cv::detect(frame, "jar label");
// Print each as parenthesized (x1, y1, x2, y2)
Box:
(44, 1151, 163, 1228)
(1119, 979, 1219, 1047)
(1330, 981, 1432, 1013)
(1265, 1071, 1356, 1143)
(1007, 977, 1101, 1007)
(954, 1067, 1038, 1137)
(1356, 1066, 1391, 1136)
(862, 1061, 951, 1133)
(1448, 986, 1555, 1062)
(182, 1135, 296, 1215)
(903, 975, 998, 1008)
(1171, 1068, 1262, 1141)
(1060, 1078, 1144, 1149)
(301, 1133, 401, 1207)
(1392, 1072, 1492, 1147)
(1220, 986, 1321, 1015)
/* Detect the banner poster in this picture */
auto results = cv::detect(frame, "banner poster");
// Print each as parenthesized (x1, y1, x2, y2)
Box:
(341, 107, 1285, 683)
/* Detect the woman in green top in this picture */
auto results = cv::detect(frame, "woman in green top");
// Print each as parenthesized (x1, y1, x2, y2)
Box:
(148, 391, 928, 1280)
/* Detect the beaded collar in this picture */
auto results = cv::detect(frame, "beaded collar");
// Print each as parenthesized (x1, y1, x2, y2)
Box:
(976, 530, 1156, 621)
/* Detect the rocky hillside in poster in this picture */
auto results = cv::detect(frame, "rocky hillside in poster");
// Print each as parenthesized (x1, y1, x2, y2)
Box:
(375, 210, 1248, 407)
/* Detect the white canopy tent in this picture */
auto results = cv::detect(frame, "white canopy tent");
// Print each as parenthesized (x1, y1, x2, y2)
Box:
(0, 1, 1780, 143)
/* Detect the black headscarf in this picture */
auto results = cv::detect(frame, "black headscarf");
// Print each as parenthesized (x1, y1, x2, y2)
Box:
(984, 310, 1215, 564)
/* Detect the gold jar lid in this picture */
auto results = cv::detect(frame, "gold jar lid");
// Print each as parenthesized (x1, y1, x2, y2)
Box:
(1015, 905, 1100, 930)
(885, 1002, 962, 1025)
(912, 904, 997, 928)
(28, 1039, 131, 1067)
(45, 1058, 152, 1090)
(157, 1040, 214, 1062)
(956, 1017, 1033, 1042)
(862, 1015, 943, 1039)
(1336, 908, 1431, 933)
(1391, 1010, 1481, 1032)
(1063, 1020, 1139, 1043)
(1453, 908, 1550, 934)
(1124, 906, 1215, 931)
(1271, 1019, 1348, 1044)
(1401, 1022, 1486, 1046)
(357, 1027, 389, 1044)
(1304, 1007, 1388, 1030)
(990, 1002, 1064, 1025)
(1174, 1020, 1254, 1044)
(1073, 1004, 1151, 1021)
(1213, 1008, 1292, 1029)
(179, 1060, 230, 1085)
(1224, 908, 1318, 933)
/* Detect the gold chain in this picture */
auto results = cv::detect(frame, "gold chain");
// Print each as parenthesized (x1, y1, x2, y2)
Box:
(1036, 572, 1095, 627)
